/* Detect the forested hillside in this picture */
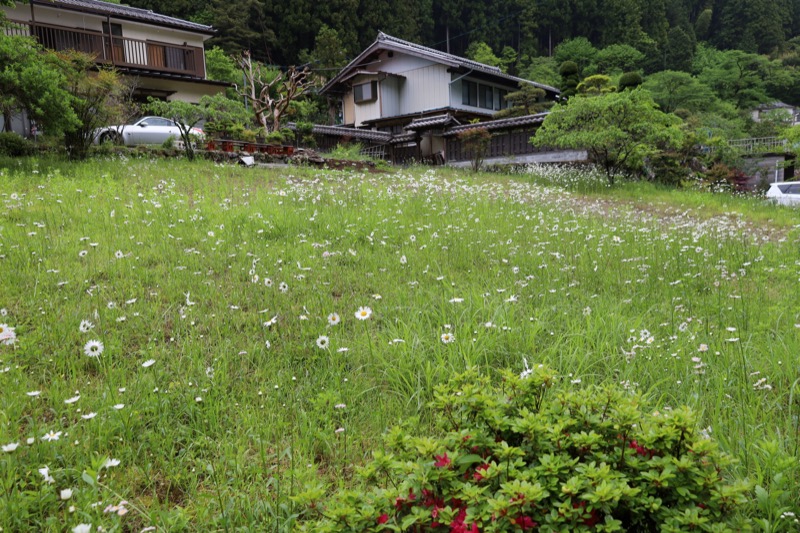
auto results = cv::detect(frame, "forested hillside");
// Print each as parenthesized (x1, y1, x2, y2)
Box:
(125, 0, 800, 78)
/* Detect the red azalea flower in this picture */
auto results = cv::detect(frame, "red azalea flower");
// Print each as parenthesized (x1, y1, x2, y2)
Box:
(377, 513, 389, 524)
(512, 516, 537, 530)
(434, 453, 452, 468)
(473, 463, 491, 482)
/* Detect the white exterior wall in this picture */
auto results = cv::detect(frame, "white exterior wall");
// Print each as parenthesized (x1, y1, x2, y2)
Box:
(398, 63, 450, 115)
(380, 77, 402, 118)
(349, 75, 382, 126)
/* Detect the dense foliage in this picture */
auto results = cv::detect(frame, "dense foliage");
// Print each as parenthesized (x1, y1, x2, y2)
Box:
(120, 0, 800, 101)
(297, 366, 750, 532)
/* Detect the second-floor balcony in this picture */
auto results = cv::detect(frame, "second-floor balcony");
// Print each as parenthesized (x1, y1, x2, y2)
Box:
(5, 20, 205, 78)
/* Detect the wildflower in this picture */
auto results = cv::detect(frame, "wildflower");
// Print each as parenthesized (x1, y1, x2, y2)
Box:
(2, 442, 19, 452)
(195, 396, 202, 402)
(355, 306, 372, 320)
(377, 514, 389, 525)
(107, 301, 115, 309)
(0, 323, 16, 344)
(113, 404, 124, 410)
(27, 390, 41, 397)
(434, 453, 451, 468)
(42, 430, 62, 442)
(449, 297, 464, 303)
(81, 412, 97, 420)
(78, 250, 88, 257)
(264, 278, 273, 287)
(142, 359, 156, 368)
(84, 340, 104, 357)
(698, 343, 709, 352)
(440, 332, 455, 344)
(103, 458, 121, 469)
(337, 347, 349, 352)
(263, 315, 278, 327)
(279, 282, 289, 292)
(114, 250, 124, 259)
(79, 320, 94, 333)
(72, 524, 92, 533)
(400, 255, 407, 264)
(327, 312, 341, 326)
(64, 395, 80, 404)
(316, 335, 330, 349)
(60, 488, 73, 500)
(39, 466, 55, 483)
(334, 403, 346, 409)
(335, 427, 345, 434)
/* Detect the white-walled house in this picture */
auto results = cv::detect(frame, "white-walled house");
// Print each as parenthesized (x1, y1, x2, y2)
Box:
(320, 32, 559, 131)
(2, 0, 228, 105)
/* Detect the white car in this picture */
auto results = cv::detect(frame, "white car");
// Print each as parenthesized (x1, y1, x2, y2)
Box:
(766, 181, 800, 206)
(94, 116, 204, 146)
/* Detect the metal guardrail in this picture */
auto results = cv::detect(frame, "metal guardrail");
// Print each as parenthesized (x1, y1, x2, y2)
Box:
(727, 137, 788, 153)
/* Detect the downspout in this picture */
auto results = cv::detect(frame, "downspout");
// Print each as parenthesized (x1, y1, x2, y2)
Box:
(448, 69, 473, 85)
(448, 69, 473, 110)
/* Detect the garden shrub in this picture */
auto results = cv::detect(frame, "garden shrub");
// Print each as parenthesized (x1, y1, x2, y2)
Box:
(0, 132, 35, 156)
(296, 365, 750, 532)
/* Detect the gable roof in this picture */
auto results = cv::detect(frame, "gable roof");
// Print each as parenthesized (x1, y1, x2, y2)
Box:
(29, 0, 215, 35)
(321, 32, 559, 95)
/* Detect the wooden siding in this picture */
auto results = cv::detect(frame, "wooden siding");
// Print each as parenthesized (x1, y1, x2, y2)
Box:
(446, 128, 547, 162)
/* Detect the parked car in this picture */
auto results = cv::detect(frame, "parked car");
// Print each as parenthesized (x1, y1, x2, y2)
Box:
(766, 181, 800, 206)
(94, 116, 204, 146)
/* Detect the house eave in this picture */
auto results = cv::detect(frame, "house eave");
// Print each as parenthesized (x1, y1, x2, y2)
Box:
(27, 0, 217, 36)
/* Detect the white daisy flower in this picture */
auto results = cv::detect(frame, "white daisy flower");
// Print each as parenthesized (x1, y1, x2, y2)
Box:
(64, 395, 80, 404)
(81, 412, 97, 420)
(142, 359, 156, 368)
(60, 488, 73, 500)
(83, 340, 104, 357)
(2, 442, 19, 452)
(39, 466, 55, 483)
(42, 430, 62, 442)
(316, 335, 330, 349)
(103, 458, 121, 469)
(327, 312, 341, 326)
(355, 306, 372, 320)
(79, 320, 94, 333)
(440, 332, 455, 344)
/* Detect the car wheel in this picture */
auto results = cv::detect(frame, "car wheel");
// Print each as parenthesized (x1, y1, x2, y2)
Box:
(100, 131, 122, 145)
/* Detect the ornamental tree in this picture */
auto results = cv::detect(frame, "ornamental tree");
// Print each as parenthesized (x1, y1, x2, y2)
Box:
(145, 93, 250, 160)
(531, 89, 684, 184)
(295, 366, 750, 532)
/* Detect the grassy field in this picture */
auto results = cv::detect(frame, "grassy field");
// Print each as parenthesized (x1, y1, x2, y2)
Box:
(1, 157, 799, 531)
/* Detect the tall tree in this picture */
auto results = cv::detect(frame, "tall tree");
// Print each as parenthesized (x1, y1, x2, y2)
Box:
(532, 88, 684, 183)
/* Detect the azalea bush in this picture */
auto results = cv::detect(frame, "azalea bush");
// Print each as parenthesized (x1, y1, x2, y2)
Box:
(297, 365, 750, 532)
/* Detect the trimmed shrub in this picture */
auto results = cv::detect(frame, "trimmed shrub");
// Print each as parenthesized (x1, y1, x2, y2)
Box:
(0, 132, 35, 156)
(618, 72, 643, 91)
(296, 365, 749, 532)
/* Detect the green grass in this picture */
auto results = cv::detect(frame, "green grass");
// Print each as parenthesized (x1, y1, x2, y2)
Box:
(1, 157, 799, 531)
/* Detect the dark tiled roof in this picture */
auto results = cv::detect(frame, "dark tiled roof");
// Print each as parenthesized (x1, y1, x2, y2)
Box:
(321, 32, 560, 96)
(406, 114, 460, 130)
(444, 113, 548, 136)
(391, 133, 416, 143)
(287, 123, 392, 143)
(32, 0, 215, 34)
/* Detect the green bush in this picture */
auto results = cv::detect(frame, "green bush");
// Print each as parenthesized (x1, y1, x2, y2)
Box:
(296, 365, 750, 532)
(0, 132, 35, 156)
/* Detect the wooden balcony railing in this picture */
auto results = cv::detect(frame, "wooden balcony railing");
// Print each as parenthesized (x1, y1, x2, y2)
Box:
(4, 20, 205, 78)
